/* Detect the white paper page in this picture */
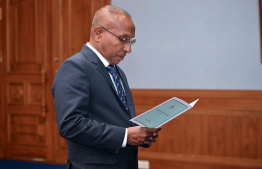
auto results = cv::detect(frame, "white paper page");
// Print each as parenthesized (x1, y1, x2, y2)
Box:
(130, 97, 199, 128)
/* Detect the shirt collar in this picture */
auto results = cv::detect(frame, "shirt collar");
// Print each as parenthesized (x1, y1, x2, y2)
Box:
(86, 42, 110, 67)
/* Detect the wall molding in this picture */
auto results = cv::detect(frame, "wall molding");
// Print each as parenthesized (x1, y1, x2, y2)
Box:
(132, 89, 262, 169)
(139, 152, 262, 168)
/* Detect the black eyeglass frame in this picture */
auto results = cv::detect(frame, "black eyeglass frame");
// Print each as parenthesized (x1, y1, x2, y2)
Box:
(100, 26, 136, 45)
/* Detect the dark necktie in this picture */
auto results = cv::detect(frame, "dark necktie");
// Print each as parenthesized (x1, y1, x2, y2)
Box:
(106, 65, 129, 111)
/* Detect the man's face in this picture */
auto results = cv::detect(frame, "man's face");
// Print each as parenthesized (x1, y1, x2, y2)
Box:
(100, 16, 135, 65)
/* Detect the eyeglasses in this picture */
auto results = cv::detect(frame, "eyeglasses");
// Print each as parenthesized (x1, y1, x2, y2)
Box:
(100, 27, 136, 45)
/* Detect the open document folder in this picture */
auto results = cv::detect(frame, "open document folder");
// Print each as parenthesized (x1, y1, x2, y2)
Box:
(130, 97, 199, 128)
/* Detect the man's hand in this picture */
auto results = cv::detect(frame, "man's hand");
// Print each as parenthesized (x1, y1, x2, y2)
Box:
(127, 126, 162, 146)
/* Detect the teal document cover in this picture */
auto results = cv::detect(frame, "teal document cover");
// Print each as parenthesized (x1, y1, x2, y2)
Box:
(130, 97, 199, 128)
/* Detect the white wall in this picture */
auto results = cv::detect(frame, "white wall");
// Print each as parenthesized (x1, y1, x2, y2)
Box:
(112, 0, 262, 90)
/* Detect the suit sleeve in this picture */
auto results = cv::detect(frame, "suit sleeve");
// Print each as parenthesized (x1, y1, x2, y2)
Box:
(52, 58, 125, 154)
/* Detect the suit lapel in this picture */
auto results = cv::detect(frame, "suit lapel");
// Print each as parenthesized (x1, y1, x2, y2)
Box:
(81, 45, 131, 117)
(96, 61, 117, 93)
(81, 45, 116, 93)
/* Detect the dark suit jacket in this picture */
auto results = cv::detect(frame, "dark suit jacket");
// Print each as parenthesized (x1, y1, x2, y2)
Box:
(52, 45, 138, 169)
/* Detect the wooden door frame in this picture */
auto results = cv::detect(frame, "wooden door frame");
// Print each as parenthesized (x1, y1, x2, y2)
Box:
(0, 0, 6, 158)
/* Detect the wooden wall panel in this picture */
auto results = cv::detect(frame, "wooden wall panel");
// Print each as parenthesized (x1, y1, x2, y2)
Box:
(1, 0, 110, 163)
(7, 0, 44, 74)
(0, 0, 4, 159)
(3, 0, 49, 161)
(133, 89, 262, 169)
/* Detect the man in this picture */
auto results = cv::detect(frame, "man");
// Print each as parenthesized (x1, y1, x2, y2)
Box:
(52, 5, 161, 169)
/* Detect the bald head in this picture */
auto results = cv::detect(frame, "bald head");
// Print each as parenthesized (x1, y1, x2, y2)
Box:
(90, 5, 134, 36)
(89, 5, 135, 65)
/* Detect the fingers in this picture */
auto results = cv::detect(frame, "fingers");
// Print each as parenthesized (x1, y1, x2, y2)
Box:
(127, 126, 162, 146)
(143, 128, 159, 143)
(146, 126, 162, 143)
(143, 127, 161, 141)
(153, 133, 158, 138)
(149, 137, 155, 142)
(145, 141, 152, 147)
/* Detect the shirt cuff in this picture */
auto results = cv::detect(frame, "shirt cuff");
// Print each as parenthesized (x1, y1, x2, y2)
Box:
(121, 128, 128, 148)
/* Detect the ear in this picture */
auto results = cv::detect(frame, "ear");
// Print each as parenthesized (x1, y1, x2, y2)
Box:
(93, 27, 103, 41)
